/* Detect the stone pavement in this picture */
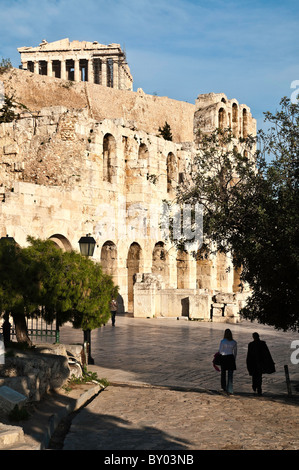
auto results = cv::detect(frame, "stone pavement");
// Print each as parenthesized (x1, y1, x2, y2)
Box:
(59, 315, 299, 451)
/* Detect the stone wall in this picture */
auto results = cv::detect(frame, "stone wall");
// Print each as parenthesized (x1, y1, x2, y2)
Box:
(0, 67, 254, 318)
(0, 345, 71, 402)
(1, 68, 194, 143)
(194, 92, 256, 141)
(133, 273, 245, 323)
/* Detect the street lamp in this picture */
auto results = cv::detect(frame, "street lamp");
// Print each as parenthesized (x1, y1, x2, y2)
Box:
(0, 235, 15, 345)
(78, 234, 96, 365)
(0, 234, 16, 244)
(78, 234, 96, 257)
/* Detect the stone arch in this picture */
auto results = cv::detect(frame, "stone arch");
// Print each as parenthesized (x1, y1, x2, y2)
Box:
(127, 242, 142, 311)
(218, 107, 226, 129)
(138, 143, 148, 160)
(152, 241, 169, 287)
(166, 152, 177, 193)
(138, 143, 149, 177)
(176, 249, 189, 289)
(100, 241, 118, 283)
(48, 234, 72, 252)
(196, 250, 213, 289)
(216, 251, 229, 290)
(103, 133, 116, 183)
(232, 103, 238, 137)
(233, 265, 243, 292)
(242, 108, 248, 138)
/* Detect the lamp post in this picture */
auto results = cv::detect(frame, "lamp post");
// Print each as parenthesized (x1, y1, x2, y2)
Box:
(0, 234, 16, 244)
(78, 234, 96, 365)
(78, 234, 96, 257)
(0, 235, 15, 346)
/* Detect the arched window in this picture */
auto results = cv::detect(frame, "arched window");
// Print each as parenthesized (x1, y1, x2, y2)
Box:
(138, 143, 149, 177)
(166, 152, 177, 193)
(103, 133, 116, 183)
(138, 143, 148, 160)
(196, 250, 213, 289)
(177, 249, 189, 289)
(216, 252, 229, 290)
(101, 241, 118, 284)
(152, 242, 169, 287)
(127, 242, 142, 311)
(218, 107, 226, 129)
(232, 103, 238, 137)
(48, 234, 72, 252)
(243, 108, 248, 138)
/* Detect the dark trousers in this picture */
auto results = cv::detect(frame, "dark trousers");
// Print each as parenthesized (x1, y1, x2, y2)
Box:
(111, 311, 116, 326)
(252, 373, 262, 394)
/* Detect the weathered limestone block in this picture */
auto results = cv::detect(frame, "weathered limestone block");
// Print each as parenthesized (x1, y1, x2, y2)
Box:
(212, 306, 224, 317)
(214, 292, 235, 304)
(189, 293, 211, 320)
(0, 377, 31, 400)
(133, 273, 161, 318)
(0, 351, 70, 401)
(3, 143, 19, 155)
(0, 385, 27, 413)
(224, 303, 239, 317)
(0, 422, 24, 447)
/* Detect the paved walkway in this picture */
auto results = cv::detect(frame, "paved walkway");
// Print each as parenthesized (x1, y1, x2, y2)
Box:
(59, 316, 299, 451)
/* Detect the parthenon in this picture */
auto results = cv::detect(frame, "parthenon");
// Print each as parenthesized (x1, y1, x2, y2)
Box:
(18, 38, 133, 90)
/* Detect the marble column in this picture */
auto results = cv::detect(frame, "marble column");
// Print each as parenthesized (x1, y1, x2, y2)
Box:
(34, 61, 39, 75)
(101, 58, 107, 87)
(88, 58, 94, 84)
(74, 59, 80, 82)
(113, 58, 119, 89)
(60, 59, 66, 80)
(47, 60, 53, 77)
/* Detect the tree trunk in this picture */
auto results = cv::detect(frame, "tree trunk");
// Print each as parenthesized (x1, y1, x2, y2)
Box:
(12, 311, 32, 346)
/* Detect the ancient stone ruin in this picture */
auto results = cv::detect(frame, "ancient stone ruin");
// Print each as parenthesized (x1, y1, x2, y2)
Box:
(18, 38, 133, 90)
(0, 39, 256, 322)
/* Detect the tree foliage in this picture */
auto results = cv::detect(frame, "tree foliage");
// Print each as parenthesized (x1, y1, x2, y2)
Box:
(0, 237, 117, 343)
(0, 95, 20, 123)
(176, 97, 299, 331)
(159, 121, 173, 141)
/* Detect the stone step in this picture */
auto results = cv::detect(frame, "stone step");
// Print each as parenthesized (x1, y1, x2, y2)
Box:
(0, 423, 25, 449)
(1, 439, 39, 451)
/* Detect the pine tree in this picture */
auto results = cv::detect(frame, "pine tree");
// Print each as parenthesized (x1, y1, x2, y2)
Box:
(158, 121, 173, 141)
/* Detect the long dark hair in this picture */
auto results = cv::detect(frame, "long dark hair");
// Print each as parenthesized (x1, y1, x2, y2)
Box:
(223, 328, 233, 341)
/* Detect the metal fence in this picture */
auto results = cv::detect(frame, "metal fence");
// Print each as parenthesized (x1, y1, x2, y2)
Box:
(1, 317, 60, 343)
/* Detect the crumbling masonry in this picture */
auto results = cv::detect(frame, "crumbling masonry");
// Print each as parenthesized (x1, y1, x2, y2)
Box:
(0, 39, 256, 321)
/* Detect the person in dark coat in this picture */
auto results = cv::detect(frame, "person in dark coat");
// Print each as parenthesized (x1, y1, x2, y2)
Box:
(246, 332, 275, 395)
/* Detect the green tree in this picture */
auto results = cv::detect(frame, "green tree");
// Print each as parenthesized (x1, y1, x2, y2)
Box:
(0, 95, 19, 123)
(0, 237, 117, 344)
(176, 97, 299, 331)
(24, 237, 116, 330)
(158, 121, 173, 141)
(0, 238, 37, 345)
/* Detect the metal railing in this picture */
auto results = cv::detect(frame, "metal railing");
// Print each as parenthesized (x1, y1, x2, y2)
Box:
(1, 317, 60, 343)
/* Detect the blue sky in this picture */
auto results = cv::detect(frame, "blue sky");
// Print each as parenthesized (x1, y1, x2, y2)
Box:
(0, 0, 298, 130)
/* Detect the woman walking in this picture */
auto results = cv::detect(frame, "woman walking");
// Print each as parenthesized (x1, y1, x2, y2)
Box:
(219, 328, 237, 394)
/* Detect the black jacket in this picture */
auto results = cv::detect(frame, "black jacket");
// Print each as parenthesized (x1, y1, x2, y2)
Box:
(246, 339, 275, 376)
